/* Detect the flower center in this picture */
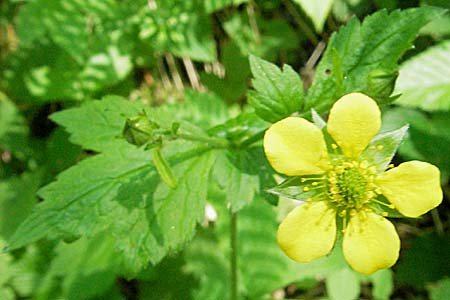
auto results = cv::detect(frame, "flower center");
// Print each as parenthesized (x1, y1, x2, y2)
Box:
(326, 160, 377, 214)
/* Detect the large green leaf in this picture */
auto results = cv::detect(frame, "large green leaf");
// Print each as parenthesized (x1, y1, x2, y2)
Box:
(248, 55, 304, 122)
(7, 144, 216, 272)
(394, 40, 450, 111)
(306, 7, 445, 113)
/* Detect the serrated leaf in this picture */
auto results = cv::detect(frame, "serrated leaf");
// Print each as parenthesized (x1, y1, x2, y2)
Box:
(248, 55, 304, 122)
(306, 7, 445, 113)
(292, 0, 334, 32)
(50, 95, 144, 152)
(394, 41, 450, 111)
(7, 144, 216, 272)
(213, 150, 260, 212)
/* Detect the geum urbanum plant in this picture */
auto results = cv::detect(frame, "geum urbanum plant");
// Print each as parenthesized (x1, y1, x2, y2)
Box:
(264, 93, 443, 275)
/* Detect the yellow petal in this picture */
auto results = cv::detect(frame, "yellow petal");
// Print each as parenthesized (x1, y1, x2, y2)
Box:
(327, 93, 381, 157)
(277, 201, 336, 262)
(264, 117, 329, 176)
(376, 161, 442, 217)
(343, 212, 400, 275)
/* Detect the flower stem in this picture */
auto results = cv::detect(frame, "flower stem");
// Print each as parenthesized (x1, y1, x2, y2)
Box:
(230, 210, 238, 300)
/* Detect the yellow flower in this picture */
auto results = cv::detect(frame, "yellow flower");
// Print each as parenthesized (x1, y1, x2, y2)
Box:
(264, 93, 443, 274)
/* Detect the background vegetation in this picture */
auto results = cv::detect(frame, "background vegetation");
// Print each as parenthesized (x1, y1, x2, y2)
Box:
(0, 0, 449, 299)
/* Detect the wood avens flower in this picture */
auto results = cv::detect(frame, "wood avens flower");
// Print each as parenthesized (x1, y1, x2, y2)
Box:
(264, 93, 443, 274)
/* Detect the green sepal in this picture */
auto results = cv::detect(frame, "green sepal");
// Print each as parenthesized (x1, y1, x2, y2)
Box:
(371, 195, 404, 218)
(248, 55, 304, 123)
(153, 147, 178, 189)
(360, 125, 409, 172)
(267, 176, 326, 201)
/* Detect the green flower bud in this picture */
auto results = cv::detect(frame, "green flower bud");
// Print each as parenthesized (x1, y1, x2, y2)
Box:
(123, 114, 160, 146)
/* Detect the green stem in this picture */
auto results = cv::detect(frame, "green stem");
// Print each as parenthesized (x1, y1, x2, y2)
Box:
(230, 211, 238, 300)
(177, 133, 229, 148)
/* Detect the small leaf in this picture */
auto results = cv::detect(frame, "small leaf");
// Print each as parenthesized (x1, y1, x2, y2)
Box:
(248, 55, 304, 123)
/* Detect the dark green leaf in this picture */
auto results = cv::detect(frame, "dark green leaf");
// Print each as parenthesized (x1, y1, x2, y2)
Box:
(306, 7, 445, 113)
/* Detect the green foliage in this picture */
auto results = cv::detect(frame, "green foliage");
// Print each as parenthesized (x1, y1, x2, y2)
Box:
(248, 55, 304, 122)
(1, 1, 449, 299)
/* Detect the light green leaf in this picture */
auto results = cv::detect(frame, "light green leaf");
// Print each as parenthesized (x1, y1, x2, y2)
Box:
(394, 41, 450, 111)
(50, 95, 144, 152)
(248, 55, 304, 122)
(292, 0, 334, 32)
(326, 267, 360, 300)
(306, 7, 445, 113)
